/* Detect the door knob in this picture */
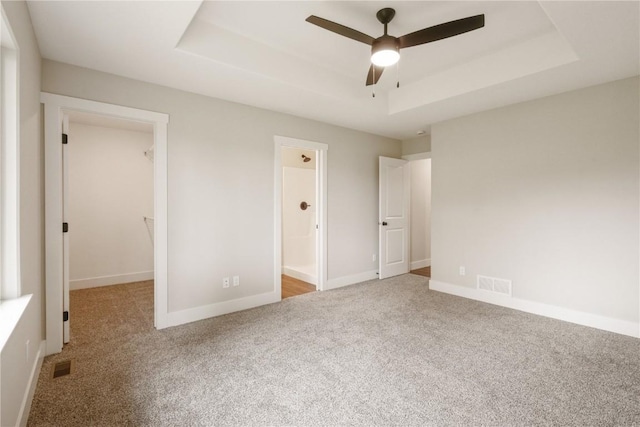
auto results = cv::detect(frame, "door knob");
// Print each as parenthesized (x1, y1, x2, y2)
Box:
(382, 221, 388, 226)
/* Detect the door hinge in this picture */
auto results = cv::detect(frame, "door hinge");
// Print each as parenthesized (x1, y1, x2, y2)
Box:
(63, 222, 69, 233)
(63, 311, 69, 322)
(62, 133, 68, 144)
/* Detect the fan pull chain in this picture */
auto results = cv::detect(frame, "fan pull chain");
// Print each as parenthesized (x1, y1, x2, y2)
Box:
(396, 62, 400, 88)
(372, 67, 376, 98)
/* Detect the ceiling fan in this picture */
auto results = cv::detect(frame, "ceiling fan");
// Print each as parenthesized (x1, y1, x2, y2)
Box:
(306, 8, 485, 86)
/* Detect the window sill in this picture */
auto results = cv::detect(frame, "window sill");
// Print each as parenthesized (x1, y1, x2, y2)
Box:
(0, 294, 32, 353)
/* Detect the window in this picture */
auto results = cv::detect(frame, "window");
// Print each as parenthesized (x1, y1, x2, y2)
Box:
(0, 7, 20, 300)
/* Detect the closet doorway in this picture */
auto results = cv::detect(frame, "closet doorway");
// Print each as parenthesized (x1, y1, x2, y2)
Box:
(64, 111, 155, 343)
(43, 93, 169, 355)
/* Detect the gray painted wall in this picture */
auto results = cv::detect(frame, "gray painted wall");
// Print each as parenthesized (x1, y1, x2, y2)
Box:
(42, 60, 400, 313)
(402, 135, 431, 156)
(431, 76, 639, 324)
(68, 123, 154, 288)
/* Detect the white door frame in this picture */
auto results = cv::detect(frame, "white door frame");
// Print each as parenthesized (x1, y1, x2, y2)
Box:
(274, 135, 328, 297)
(62, 114, 70, 344)
(42, 93, 169, 355)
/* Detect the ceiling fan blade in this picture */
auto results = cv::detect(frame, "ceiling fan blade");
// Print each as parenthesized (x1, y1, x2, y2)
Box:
(306, 15, 375, 46)
(366, 64, 385, 86)
(399, 14, 485, 49)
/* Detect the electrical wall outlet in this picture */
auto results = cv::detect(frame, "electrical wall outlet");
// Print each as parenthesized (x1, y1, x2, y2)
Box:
(232, 276, 240, 287)
(223, 277, 230, 288)
(372, 254, 377, 262)
(459, 266, 466, 276)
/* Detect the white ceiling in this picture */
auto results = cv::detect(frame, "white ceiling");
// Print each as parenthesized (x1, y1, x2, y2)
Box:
(27, 1, 639, 140)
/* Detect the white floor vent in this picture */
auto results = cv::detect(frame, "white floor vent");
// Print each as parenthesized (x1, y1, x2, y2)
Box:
(477, 275, 512, 297)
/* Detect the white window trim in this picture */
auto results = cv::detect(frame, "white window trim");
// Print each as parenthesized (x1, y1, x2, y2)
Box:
(1, 3, 21, 301)
(0, 3, 24, 352)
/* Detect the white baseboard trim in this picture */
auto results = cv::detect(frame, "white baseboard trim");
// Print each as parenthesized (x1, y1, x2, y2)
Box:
(410, 259, 431, 270)
(325, 270, 379, 291)
(18, 340, 46, 427)
(167, 269, 381, 328)
(282, 267, 317, 286)
(70, 271, 154, 290)
(429, 280, 640, 338)
(166, 291, 280, 328)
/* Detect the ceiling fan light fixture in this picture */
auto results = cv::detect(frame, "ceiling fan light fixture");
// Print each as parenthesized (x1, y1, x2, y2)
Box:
(371, 36, 400, 67)
(306, 9, 485, 86)
(371, 49, 399, 67)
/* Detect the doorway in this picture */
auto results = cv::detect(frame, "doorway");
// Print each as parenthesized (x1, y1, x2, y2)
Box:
(377, 154, 431, 279)
(274, 136, 328, 300)
(42, 93, 169, 355)
(405, 153, 431, 278)
(281, 146, 317, 298)
(64, 111, 155, 340)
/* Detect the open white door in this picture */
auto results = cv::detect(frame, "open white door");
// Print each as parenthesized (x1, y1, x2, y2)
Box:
(62, 114, 70, 343)
(379, 156, 410, 279)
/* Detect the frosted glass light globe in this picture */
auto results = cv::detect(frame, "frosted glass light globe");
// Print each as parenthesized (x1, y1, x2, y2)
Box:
(371, 49, 400, 67)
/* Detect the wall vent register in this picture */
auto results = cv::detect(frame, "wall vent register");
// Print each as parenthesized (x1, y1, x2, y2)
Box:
(52, 360, 73, 378)
(477, 275, 512, 297)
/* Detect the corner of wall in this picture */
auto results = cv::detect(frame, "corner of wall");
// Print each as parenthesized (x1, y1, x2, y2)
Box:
(401, 135, 431, 157)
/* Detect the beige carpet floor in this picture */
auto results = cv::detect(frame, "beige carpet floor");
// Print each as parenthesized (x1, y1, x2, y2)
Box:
(28, 275, 640, 426)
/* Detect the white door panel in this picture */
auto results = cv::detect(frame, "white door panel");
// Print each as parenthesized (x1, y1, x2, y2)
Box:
(379, 157, 410, 279)
(385, 228, 405, 264)
(385, 166, 405, 218)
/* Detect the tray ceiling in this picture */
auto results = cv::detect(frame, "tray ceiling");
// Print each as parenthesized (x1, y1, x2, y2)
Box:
(28, 1, 639, 140)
